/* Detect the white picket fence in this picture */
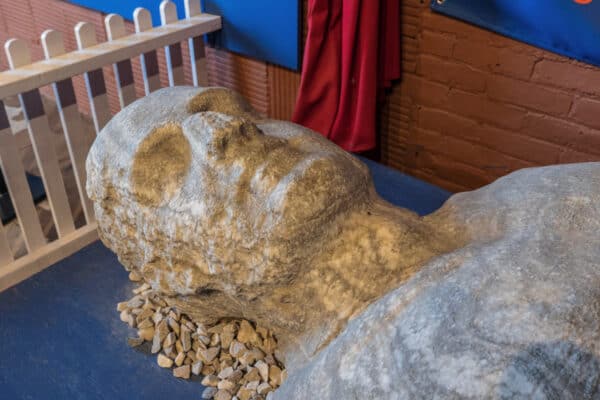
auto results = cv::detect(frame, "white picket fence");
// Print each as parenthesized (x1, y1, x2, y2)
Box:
(0, 0, 221, 291)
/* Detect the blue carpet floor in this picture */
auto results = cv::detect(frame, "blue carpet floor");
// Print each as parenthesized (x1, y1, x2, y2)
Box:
(0, 160, 451, 399)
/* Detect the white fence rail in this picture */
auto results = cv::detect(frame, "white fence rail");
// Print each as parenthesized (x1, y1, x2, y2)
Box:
(0, 0, 221, 291)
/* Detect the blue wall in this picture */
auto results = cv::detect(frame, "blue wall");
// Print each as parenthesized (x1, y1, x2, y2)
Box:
(432, 0, 600, 67)
(67, 0, 300, 70)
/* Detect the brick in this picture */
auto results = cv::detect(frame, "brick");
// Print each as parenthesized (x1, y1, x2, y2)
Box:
(400, 74, 449, 108)
(418, 106, 478, 138)
(532, 59, 600, 96)
(402, 3, 426, 18)
(418, 55, 486, 93)
(30, 0, 65, 39)
(493, 48, 537, 80)
(2, 0, 36, 40)
(570, 97, 600, 130)
(418, 107, 561, 165)
(446, 89, 526, 130)
(492, 34, 550, 59)
(414, 127, 531, 176)
(453, 40, 536, 80)
(420, 30, 454, 58)
(410, 169, 470, 193)
(476, 125, 562, 165)
(414, 147, 491, 189)
(522, 113, 600, 155)
(421, 10, 496, 43)
(487, 75, 572, 116)
(559, 148, 600, 164)
(402, 22, 419, 39)
(402, 60, 417, 74)
(0, 3, 9, 33)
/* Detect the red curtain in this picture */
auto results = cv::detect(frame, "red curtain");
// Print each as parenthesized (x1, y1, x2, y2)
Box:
(292, 0, 401, 152)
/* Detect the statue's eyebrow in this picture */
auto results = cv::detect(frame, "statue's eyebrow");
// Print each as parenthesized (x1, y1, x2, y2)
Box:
(187, 88, 259, 122)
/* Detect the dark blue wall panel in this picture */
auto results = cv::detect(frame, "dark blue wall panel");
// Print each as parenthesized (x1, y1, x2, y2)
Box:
(431, 0, 600, 67)
(67, 0, 300, 70)
(68, 0, 185, 26)
(202, 0, 300, 70)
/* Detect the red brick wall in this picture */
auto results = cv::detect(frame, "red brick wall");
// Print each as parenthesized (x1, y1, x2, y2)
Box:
(2, 0, 600, 192)
(380, 1, 600, 192)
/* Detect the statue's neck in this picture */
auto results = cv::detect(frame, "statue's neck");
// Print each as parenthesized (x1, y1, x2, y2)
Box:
(286, 200, 464, 364)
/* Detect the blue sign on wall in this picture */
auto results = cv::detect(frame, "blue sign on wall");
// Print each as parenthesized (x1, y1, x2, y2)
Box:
(431, 0, 600, 67)
(67, 0, 300, 70)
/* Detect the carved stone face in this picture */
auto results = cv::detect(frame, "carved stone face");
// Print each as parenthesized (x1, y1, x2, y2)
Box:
(87, 87, 455, 364)
(87, 87, 373, 294)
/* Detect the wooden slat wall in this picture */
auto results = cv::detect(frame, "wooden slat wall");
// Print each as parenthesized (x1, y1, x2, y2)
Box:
(267, 64, 300, 121)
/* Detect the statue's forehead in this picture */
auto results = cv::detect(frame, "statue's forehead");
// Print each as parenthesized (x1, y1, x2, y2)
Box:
(120, 86, 205, 129)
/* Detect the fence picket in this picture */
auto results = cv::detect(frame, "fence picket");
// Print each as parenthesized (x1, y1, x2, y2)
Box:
(41, 30, 95, 225)
(185, 0, 208, 87)
(105, 14, 137, 108)
(74, 22, 112, 134)
(133, 8, 162, 95)
(0, 9, 221, 289)
(0, 101, 46, 253)
(160, 1, 185, 86)
(5, 39, 76, 239)
(0, 219, 12, 265)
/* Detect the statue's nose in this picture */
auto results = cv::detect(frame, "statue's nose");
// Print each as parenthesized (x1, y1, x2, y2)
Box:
(182, 112, 261, 158)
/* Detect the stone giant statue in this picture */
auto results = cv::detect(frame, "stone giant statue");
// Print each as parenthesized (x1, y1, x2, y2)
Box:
(87, 87, 600, 399)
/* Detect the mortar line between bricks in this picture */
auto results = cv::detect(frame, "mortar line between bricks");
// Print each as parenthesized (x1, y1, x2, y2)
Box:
(425, 146, 514, 175)
(416, 126, 540, 167)
(416, 106, 574, 165)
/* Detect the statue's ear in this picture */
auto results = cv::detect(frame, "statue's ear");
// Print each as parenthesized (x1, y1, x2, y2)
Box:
(130, 123, 191, 207)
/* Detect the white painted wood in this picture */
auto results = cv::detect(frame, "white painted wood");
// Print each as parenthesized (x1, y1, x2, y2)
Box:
(134, 7, 162, 95)
(105, 14, 136, 108)
(41, 29, 96, 225)
(55, 104, 94, 221)
(40, 30, 65, 61)
(0, 9, 222, 284)
(185, 0, 208, 87)
(133, 8, 153, 33)
(188, 37, 208, 87)
(0, 14, 221, 99)
(0, 223, 98, 292)
(74, 22, 112, 134)
(161, 0, 185, 86)
(0, 221, 12, 265)
(104, 13, 126, 42)
(184, 0, 201, 17)
(21, 115, 76, 238)
(0, 117, 46, 254)
(5, 39, 76, 239)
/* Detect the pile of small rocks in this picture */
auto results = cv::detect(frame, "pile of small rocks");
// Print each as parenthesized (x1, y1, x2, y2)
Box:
(117, 279, 286, 400)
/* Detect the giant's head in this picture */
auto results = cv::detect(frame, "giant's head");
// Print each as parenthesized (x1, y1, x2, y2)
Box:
(87, 87, 374, 296)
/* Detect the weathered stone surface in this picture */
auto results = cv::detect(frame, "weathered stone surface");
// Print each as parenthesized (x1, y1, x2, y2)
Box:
(87, 86, 452, 366)
(272, 163, 600, 399)
(89, 87, 600, 398)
